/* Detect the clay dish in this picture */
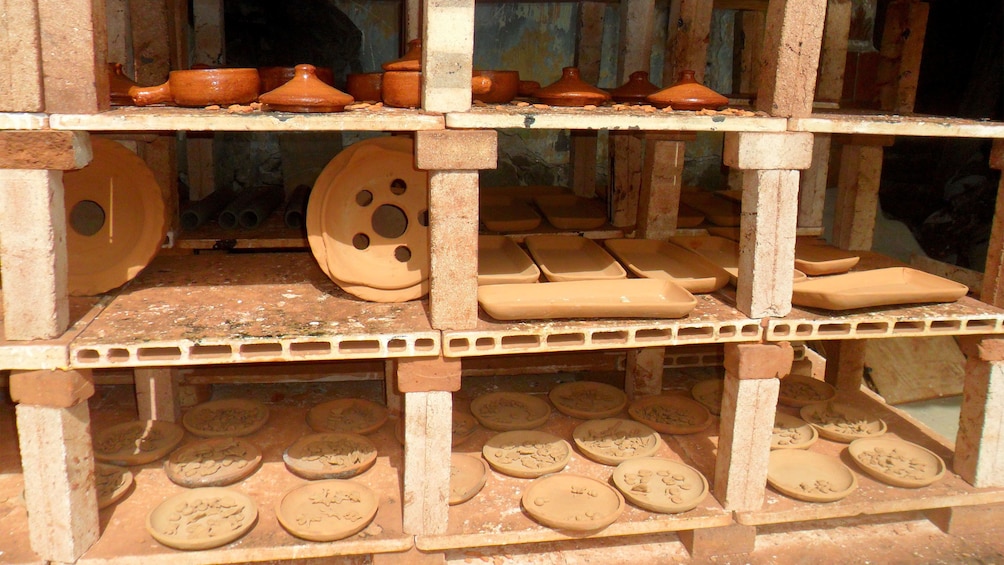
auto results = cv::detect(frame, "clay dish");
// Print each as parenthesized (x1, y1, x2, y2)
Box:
(609, 71, 660, 104)
(482, 430, 571, 478)
(628, 395, 713, 435)
(767, 449, 858, 503)
(130, 67, 260, 106)
(346, 72, 383, 102)
(108, 63, 139, 106)
(771, 412, 819, 450)
(470, 391, 551, 431)
(690, 379, 723, 416)
(95, 463, 133, 509)
(534, 67, 611, 107)
(259, 64, 354, 112)
(382, 70, 492, 108)
(478, 278, 698, 320)
(182, 398, 269, 438)
(524, 235, 627, 282)
(604, 239, 731, 294)
(146, 487, 258, 550)
(480, 194, 542, 232)
(478, 235, 541, 285)
(276, 480, 379, 542)
(612, 456, 710, 514)
(93, 420, 185, 466)
(791, 267, 970, 311)
(848, 437, 946, 488)
(646, 69, 728, 110)
(548, 381, 627, 420)
(382, 38, 422, 71)
(572, 418, 661, 465)
(450, 453, 489, 505)
(678, 191, 740, 227)
(307, 398, 389, 434)
(533, 194, 608, 230)
(800, 401, 887, 443)
(778, 374, 836, 408)
(473, 70, 536, 104)
(522, 474, 625, 531)
(283, 432, 378, 480)
(166, 437, 263, 488)
(793, 240, 860, 276)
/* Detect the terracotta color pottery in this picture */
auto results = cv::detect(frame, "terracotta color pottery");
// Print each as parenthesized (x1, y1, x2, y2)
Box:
(767, 449, 858, 502)
(524, 235, 627, 282)
(258, 65, 335, 93)
(679, 190, 740, 227)
(771, 412, 819, 450)
(450, 453, 489, 505)
(628, 395, 713, 435)
(690, 379, 723, 416)
(604, 239, 731, 294)
(646, 70, 728, 110)
(778, 373, 836, 408)
(677, 202, 706, 228)
(93, 420, 185, 466)
(478, 279, 698, 321)
(480, 194, 542, 232)
(382, 38, 423, 71)
(307, 398, 389, 434)
(572, 418, 661, 465)
(534, 67, 611, 107)
(470, 391, 551, 431)
(381, 70, 492, 108)
(346, 72, 383, 102)
(793, 240, 860, 276)
(548, 381, 627, 420)
(473, 69, 535, 103)
(259, 64, 354, 112)
(182, 398, 269, 437)
(521, 474, 625, 531)
(277, 479, 379, 542)
(669, 235, 807, 286)
(609, 71, 660, 104)
(482, 430, 571, 478)
(95, 463, 133, 509)
(166, 437, 262, 488)
(612, 456, 710, 514)
(532, 194, 607, 230)
(791, 267, 970, 311)
(108, 63, 139, 106)
(800, 401, 888, 443)
(63, 137, 166, 296)
(130, 67, 260, 106)
(478, 235, 541, 285)
(146, 487, 258, 550)
(847, 437, 946, 488)
(283, 432, 377, 480)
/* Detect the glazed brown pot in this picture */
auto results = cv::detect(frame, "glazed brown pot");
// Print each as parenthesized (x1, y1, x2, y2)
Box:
(646, 69, 728, 110)
(129, 68, 261, 107)
(259, 65, 334, 93)
(108, 63, 139, 106)
(472, 70, 539, 104)
(259, 64, 354, 112)
(346, 72, 383, 102)
(382, 71, 492, 108)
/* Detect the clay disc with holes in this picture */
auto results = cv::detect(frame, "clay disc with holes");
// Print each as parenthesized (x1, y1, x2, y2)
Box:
(165, 437, 263, 488)
(181, 398, 269, 438)
(283, 432, 378, 480)
(93, 420, 185, 466)
(307, 398, 389, 434)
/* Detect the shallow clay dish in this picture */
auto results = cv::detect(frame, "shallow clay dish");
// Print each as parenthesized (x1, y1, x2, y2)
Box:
(604, 239, 731, 293)
(767, 449, 858, 502)
(628, 395, 713, 435)
(307, 398, 389, 435)
(450, 453, 489, 505)
(646, 69, 728, 110)
(534, 67, 611, 107)
(679, 190, 740, 226)
(146, 487, 258, 550)
(276, 480, 379, 542)
(470, 392, 551, 431)
(771, 412, 819, 450)
(95, 463, 133, 509)
(800, 401, 888, 443)
(522, 473, 624, 530)
(93, 420, 185, 466)
(482, 430, 571, 478)
(572, 418, 661, 465)
(480, 195, 543, 232)
(259, 64, 353, 112)
(478, 278, 698, 320)
(612, 456, 710, 513)
(793, 240, 860, 276)
(130, 68, 260, 106)
(548, 381, 628, 419)
(848, 437, 946, 488)
(182, 398, 269, 437)
(791, 267, 970, 310)
(669, 235, 807, 286)
(524, 235, 627, 282)
(478, 235, 540, 285)
(533, 194, 608, 230)
(778, 374, 836, 408)
(166, 437, 263, 488)
(690, 379, 723, 416)
(283, 432, 377, 480)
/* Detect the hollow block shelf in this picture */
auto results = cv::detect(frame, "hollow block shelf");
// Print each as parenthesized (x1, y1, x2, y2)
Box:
(0, 295, 106, 369)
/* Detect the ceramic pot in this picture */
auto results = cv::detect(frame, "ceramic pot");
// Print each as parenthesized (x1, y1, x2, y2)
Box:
(259, 65, 334, 93)
(346, 72, 383, 102)
(610, 70, 660, 104)
(108, 63, 139, 106)
(259, 64, 354, 112)
(129, 68, 260, 107)
(534, 67, 611, 107)
(472, 70, 538, 104)
(382, 71, 492, 108)
(646, 69, 728, 110)
(382, 38, 422, 71)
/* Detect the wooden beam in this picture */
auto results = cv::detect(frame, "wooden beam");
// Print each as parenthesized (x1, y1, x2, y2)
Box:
(130, 0, 172, 85)
(105, 0, 131, 71)
(403, 391, 452, 534)
(618, 0, 655, 82)
(571, 3, 605, 198)
(134, 367, 181, 421)
(422, 0, 475, 112)
(663, 0, 715, 86)
(38, 0, 109, 113)
(610, 132, 643, 228)
(428, 171, 479, 329)
(755, 0, 827, 117)
(876, 0, 928, 113)
(0, 0, 44, 112)
(981, 139, 1004, 307)
(192, 0, 224, 66)
(736, 10, 765, 96)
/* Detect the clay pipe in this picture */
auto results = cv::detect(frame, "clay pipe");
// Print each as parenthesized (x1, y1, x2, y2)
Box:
(238, 185, 286, 229)
(284, 184, 312, 229)
(180, 187, 236, 230)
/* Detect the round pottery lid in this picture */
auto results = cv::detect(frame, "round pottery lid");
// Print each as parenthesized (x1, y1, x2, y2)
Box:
(470, 391, 552, 431)
(283, 432, 378, 480)
(276, 479, 379, 542)
(182, 398, 269, 438)
(628, 395, 714, 435)
(95, 462, 133, 509)
(521, 473, 625, 531)
(767, 449, 858, 502)
(450, 453, 489, 505)
(690, 379, 723, 416)
(108, 63, 138, 106)
(609, 71, 660, 103)
(800, 400, 887, 443)
(307, 398, 389, 434)
(548, 381, 627, 420)
(848, 437, 946, 488)
(771, 412, 819, 450)
(612, 456, 710, 514)
(382, 38, 422, 71)
(146, 487, 258, 550)
(646, 70, 728, 110)
(482, 430, 571, 478)
(165, 437, 263, 488)
(259, 64, 354, 112)
(93, 420, 185, 466)
(534, 67, 611, 107)
(572, 418, 661, 465)
(778, 373, 836, 408)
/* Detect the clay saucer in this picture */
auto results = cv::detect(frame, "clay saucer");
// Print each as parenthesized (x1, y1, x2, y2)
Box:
(93, 420, 185, 466)
(534, 67, 611, 107)
(793, 240, 860, 276)
(572, 418, 661, 465)
(283, 432, 378, 480)
(166, 437, 263, 488)
(612, 456, 710, 514)
(307, 398, 389, 435)
(791, 267, 970, 311)
(521, 473, 625, 531)
(276, 479, 379, 542)
(548, 381, 628, 420)
(259, 64, 354, 112)
(450, 453, 489, 505)
(800, 401, 888, 443)
(848, 437, 946, 488)
(771, 412, 819, 450)
(646, 69, 728, 110)
(95, 463, 133, 509)
(777, 374, 836, 408)
(628, 395, 714, 435)
(182, 398, 269, 438)
(146, 487, 258, 550)
(690, 379, 723, 416)
(604, 239, 731, 294)
(767, 449, 858, 503)
(480, 195, 543, 232)
(609, 71, 660, 104)
(470, 392, 551, 431)
(482, 430, 571, 478)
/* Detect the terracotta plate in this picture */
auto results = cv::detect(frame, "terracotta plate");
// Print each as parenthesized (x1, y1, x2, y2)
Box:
(532, 194, 607, 230)
(604, 239, 731, 294)
(521, 473, 625, 531)
(800, 401, 888, 443)
(283, 432, 378, 480)
(482, 430, 571, 478)
(276, 480, 378, 542)
(690, 379, 723, 416)
(166, 437, 263, 488)
(182, 398, 269, 438)
(771, 412, 819, 450)
(93, 420, 185, 466)
(669, 235, 806, 286)
(628, 395, 714, 435)
(307, 398, 389, 435)
(95, 463, 133, 509)
(777, 374, 836, 408)
(548, 381, 627, 420)
(793, 240, 860, 276)
(791, 267, 969, 310)
(478, 235, 541, 285)
(572, 418, 661, 465)
(146, 487, 258, 550)
(470, 392, 551, 431)
(524, 235, 627, 282)
(767, 449, 857, 503)
(848, 437, 946, 488)
(612, 456, 710, 514)
(450, 453, 489, 505)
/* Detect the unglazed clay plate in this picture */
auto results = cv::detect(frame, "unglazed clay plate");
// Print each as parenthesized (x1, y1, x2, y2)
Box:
(166, 437, 263, 488)
(767, 449, 857, 502)
(478, 235, 540, 285)
(848, 437, 946, 488)
(778, 373, 836, 408)
(182, 398, 269, 438)
(480, 195, 542, 232)
(669, 235, 807, 285)
(450, 453, 489, 505)
(307, 398, 388, 434)
(283, 432, 378, 480)
(146, 487, 258, 550)
(628, 395, 714, 434)
(612, 456, 710, 513)
(470, 392, 551, 431)
(603, 239, 730, 293)
(478, 279, 697, 320)
(690, 379, 723, 416)
(533, 194, 607, 230)
(548, 381, 627, 419)
(791, 267, 969, 310)
(93, 420, 185, 466)
(522, 473, 625, 531)
(276, 480, 379, 542)
(794, 240, 860, 276)
(800, 401, 888, 443)
(524, 235, 627, 282)
(482, 430, 572, 478)
(95, 463, 133, 509)
(572, 418, 661, 465)
(771, 412, 819, 450)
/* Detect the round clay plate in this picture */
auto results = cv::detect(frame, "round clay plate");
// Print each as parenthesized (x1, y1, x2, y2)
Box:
(450, 453, 489, 505)
(771, 412, 819, 450)
(276, 480, 379, 542)
(848, 437, 947, 488)
(146, 487, 258, 550)
(612, 456, 710, 514)
(548, 381, 627, 419)
(521, 473, 625, 531)
(307, 398, 388, 434)
(628, 395, 714, 434)
(93, 420, 185, 466)
(283, 432, 378, 480)
(182, 398, 269, 438)
(166, 437, 263, 488)
(572, 418, 660, 465)
(767, 449, 858, 502)
(470, 392, 551, 431)
(95, 462, 133, 509)
(691, 379, 723, 416)
(482, 430, 571, 478)
(800, 401, 888, 443)
(778, 374, 836, 408)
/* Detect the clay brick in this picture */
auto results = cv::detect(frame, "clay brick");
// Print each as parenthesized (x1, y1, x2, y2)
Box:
(724, 342, 794, 380)
(0, 0, 44, 112)
(723, 132, 814, 170)
(626, 347, 666, 398)
(0, 131, 92, 170)
(421, 0, 475, 112)
(637, 139, 685, 239)
(10, 369, 94, 408)
(428, 170, 479, 329)
(977, 339, 1004, 362)
(715, 375, 778, 511)
(990, 139, 1004, 170)
(679, 523, 756, 558)
(38, 0, 110, 113)
(927, 504, 1004, 535)
(402, 391, 452, 534)
(415, 130, 498, 170)
(756, 0, 827, 117)
(396, 356, 461, 393)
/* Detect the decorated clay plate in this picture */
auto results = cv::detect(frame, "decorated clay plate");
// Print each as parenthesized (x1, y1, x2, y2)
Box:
(572, 418, 661, 465)
(95, 463, 133, 509)
(848, 437, 947, 488)
(548, 381, 627, 420)
(771, 412, 819, 450)
(482, 430, 571, 478)
(522, 473, 625, 531)
(628, 395, 714, 435)
(767, 449, 857, 502)
(283, 432, 377, 480)
(777, 374, 836, 408)
(93, 420, 185, 466)
(146, 487, 258, 550)
(691, 379, 723, 416)
(450, 453, 489, 505)
(612, 456, 710, 513)
(800, 401, 887, 443)
(182, 398, 269, 438)
(470, 392, 551, 431)
(277, 480, 379, 542)
(307, 398, 388, 435)
(166, 437, 263, 488)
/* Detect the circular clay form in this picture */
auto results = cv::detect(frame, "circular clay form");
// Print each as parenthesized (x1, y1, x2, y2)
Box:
(93, 420, 185, 466)
(628, 395, 714, 435)
(572, 418, 660, 465)
(534, 67, 611, 107)
(548, 381, 627, 420)
(848, 437, 947, 488)
(283, 432, 378, 480)
(612, 456, 710, 514)
(146, 487, 258, 550)
(165, 437, 263, 488)
(182, 398, 269, 438)
(482, 430, 571, 479)
(690, 379, 723, 416)
(95, 462, 133, 509)
(800, 401, 887, 443)
(778, 373, 836, 408)
(450, 453, 489, 505)
(771, 412, 819, 450)
(646, 69, 728, 110)
(470, 392, 551, 431)
(259, 64, 353, 112)
(609, 71, 660, 104)
(521, 473, 625, 531)
(307, 398, 388, 435)
(276, 479, 379, 542)
(767, 449, 858, 503)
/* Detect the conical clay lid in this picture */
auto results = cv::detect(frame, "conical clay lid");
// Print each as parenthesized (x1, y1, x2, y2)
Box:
(535, 67, 611, 107)
(610, 71, 660, 104)
(260, 64, 354, 112)
(647, 70, 728, 110)
(382, 39, 422, 71)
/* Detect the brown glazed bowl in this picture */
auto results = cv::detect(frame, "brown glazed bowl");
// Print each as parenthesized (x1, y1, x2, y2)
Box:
(130, 68, 261, 107)
(473, 70, 540, 104)
(382, 71, 492, 108)
(108, 63, 139, 106)
(346, 72, 384, 102)
(259, 65, 334, 93)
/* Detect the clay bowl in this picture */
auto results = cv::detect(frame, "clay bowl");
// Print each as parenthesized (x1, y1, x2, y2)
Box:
(382, 71, 492, 108)
(108, 63, 139, 106)
(473, 70, 538, 104)
(130, 68, 261, 107)
(346, 72, 383, 102)
(259, 65, 334, 93)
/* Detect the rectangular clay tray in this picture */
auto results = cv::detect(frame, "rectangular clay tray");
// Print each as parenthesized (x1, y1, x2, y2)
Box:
(478, 235, 541, 285)
(524, 235, 627, 282)
(480, 195, 542, 232)
(668, 235, 740, 280)
(478, 278, 697, 320)
(794, 239, 860, 276)
(679, 190, 740, 227)
(532, 194, 608, 230)
(603, 238, 730, 294)
(791, 267, 970, 310)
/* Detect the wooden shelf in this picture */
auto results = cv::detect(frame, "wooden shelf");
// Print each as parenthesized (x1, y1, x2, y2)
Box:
(789, 111, 1004, 138)
(446, 105, 787, 131)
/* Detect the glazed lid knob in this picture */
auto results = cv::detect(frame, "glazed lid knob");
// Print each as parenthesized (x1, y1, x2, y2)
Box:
(678, 70, 697, 83)
(295, 64, 318, 80)
(562, 67, 581, 79)
(629, 71, 649, 81)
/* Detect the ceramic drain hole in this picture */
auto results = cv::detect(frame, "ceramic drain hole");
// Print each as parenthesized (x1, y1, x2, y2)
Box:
(69, 200, 106, 236)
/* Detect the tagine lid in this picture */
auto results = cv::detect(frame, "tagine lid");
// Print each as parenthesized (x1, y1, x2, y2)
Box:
(610, 71, 660, 104)
(382, 39, 422, 71)
(259, 64, 354, 112)
(646, 69, 728, 110)
(535, 67, 611, 107)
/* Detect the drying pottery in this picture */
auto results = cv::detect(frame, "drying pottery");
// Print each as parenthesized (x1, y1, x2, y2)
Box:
(95, 463, 133, 509)
(679, 190, 740, 227)
(522, 474, 625, 531)
(308, 398, 388, 434)
(482, 430, 571, 478)
(277, 480, 379, 542)
(395, 409, 480, 446)
(346, 72, 383, 102)
(524, 235, 627, 282)
(93, 420, 185, 466)
(130, 67, 260, 106)
(182, 398, 269, 437)
(609, 71, 660, 104)
(628, 395, 713, 435)
(848, 437, 946, 488)
(478, 235, 540, 285)
(381, 70, 492, 108)
(771, 412, 819, 450)
(534, 67, 611, 107)
(258, 65, 334, 93)
(532, 194, 607, 230)
(146, 487, 258, 550)
(677, 202, 706, 228)
(470, 391, 551, 431)
(646, 70, 728, 110)
(450, 453, 489, 505)
(800, 400, 887, 443)
(165, 437, 262, 488)
(690, 379, 723, 416)
(791, 267, 970, 310)
(778, 373, 836, 408)
(478, 278, 698, 320)
(259, 64, 353, 112)
(793, 240, 860, 276)
(283, 432, 377, 480)
(108, 63, 139, 106)
(473, 70, 537, 103)
(480, 194, 543, 232)
(572, 418, 661, 465)
(548, 381, 627, 420)
(669, 235, 806, 285)
(604, 239, 731, 294)
(767, 449, 858, 502)
(612, 456, 710, 514)
(382, 38, 423, 71)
